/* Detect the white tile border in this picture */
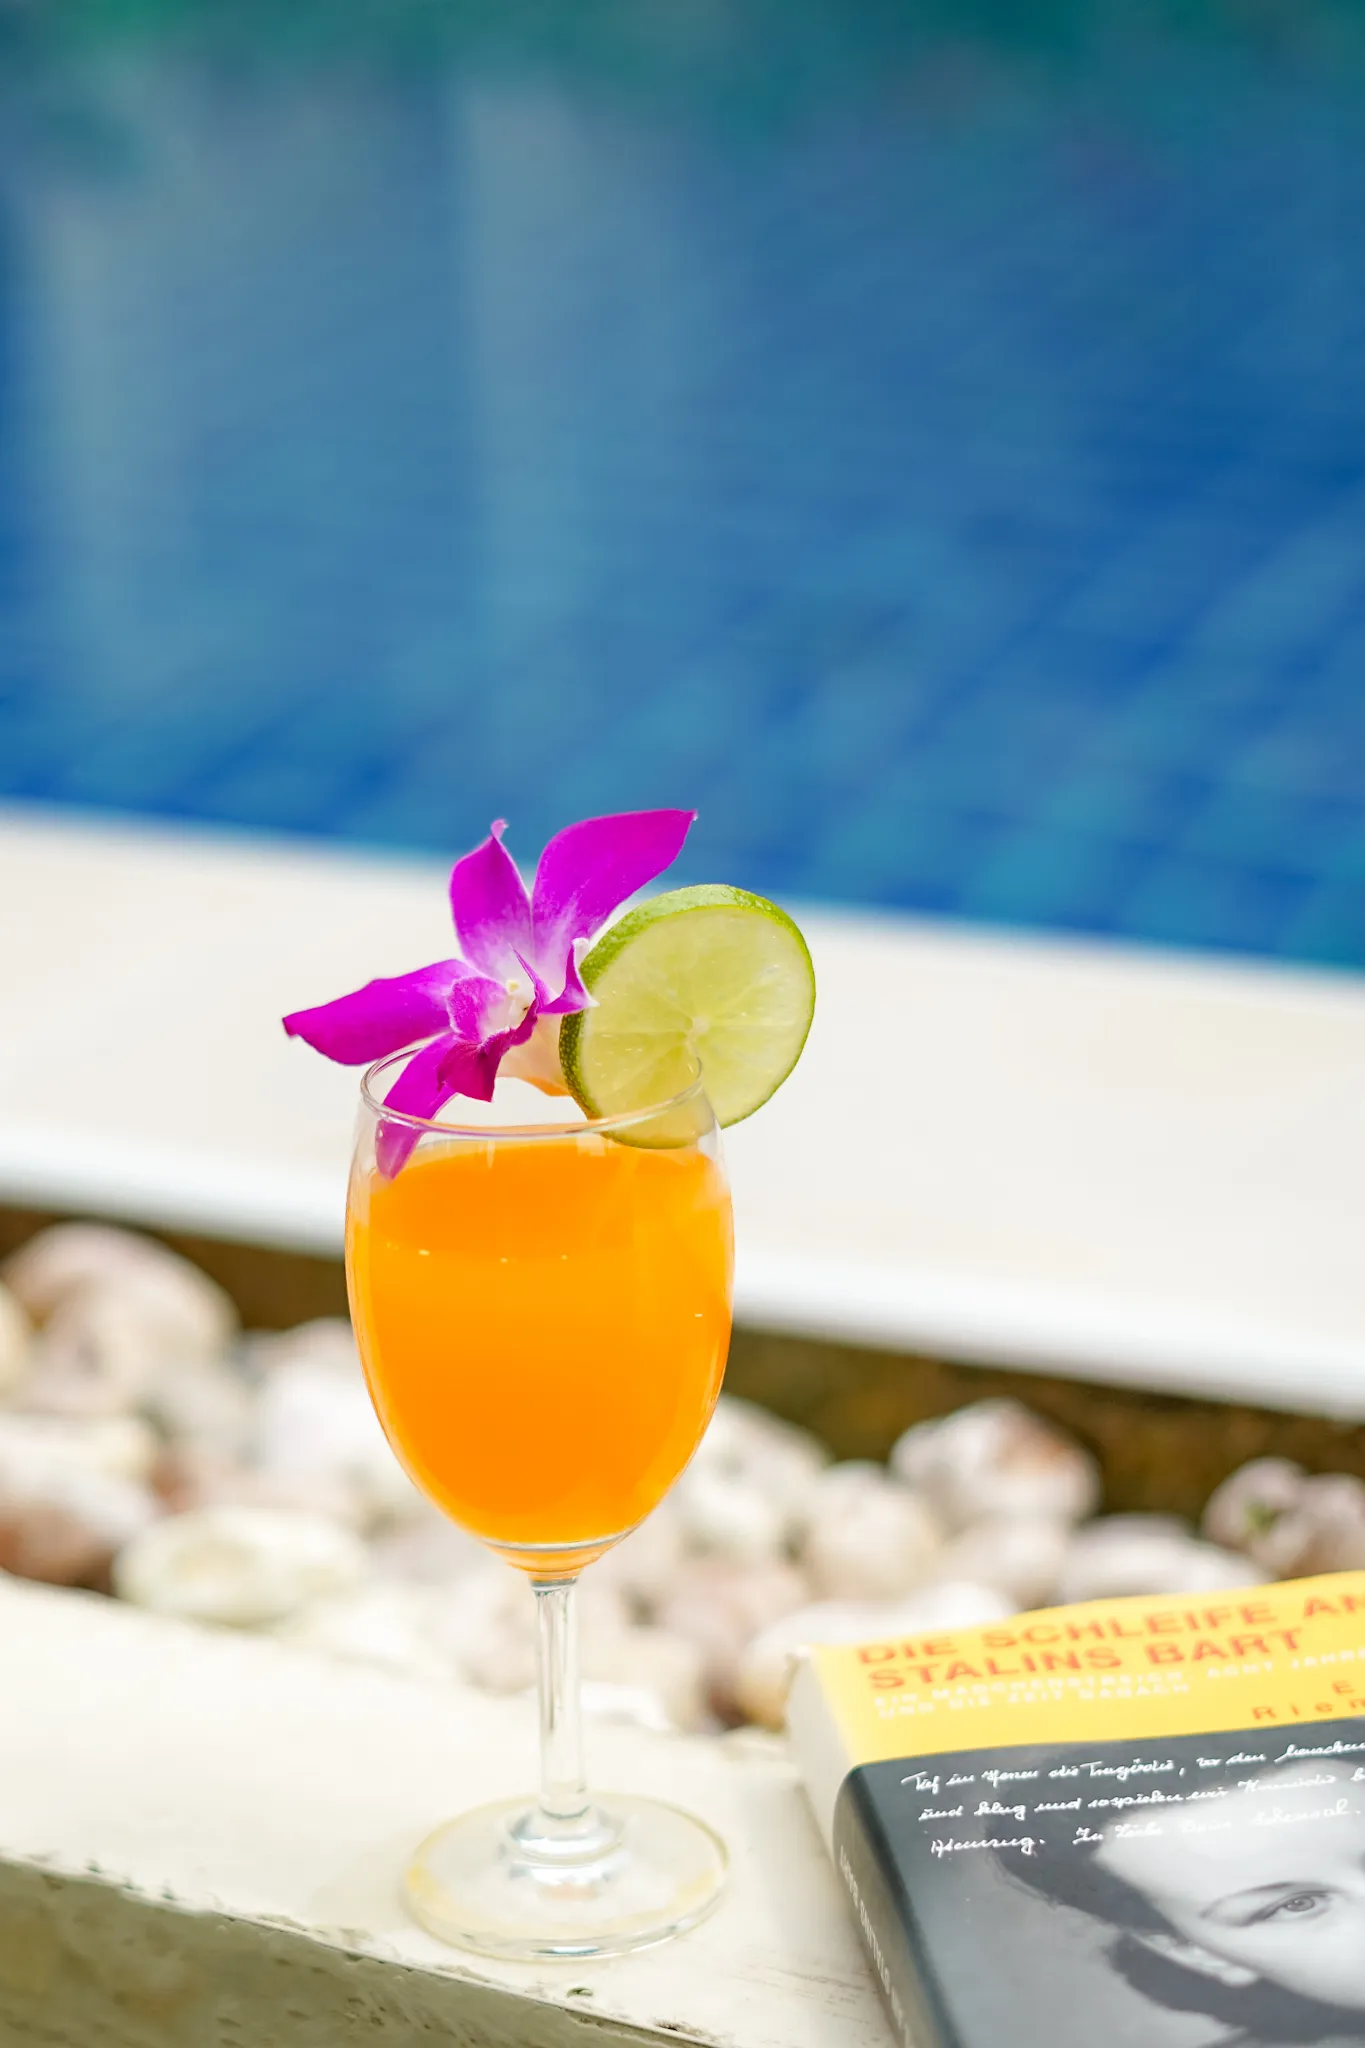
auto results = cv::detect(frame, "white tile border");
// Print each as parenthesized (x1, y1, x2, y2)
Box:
(0, 1574, 885, 2047)
(3, 801, 1363, 1416)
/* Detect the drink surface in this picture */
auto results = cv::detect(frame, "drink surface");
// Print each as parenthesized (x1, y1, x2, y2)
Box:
(347, 1134, 733, 1557)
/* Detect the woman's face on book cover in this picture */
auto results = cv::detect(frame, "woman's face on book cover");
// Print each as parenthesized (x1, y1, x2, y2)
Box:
(1095, 1761, 1365, 2010)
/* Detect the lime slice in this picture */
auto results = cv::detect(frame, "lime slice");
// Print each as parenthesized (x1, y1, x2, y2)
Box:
(560, 884, 815, 1128)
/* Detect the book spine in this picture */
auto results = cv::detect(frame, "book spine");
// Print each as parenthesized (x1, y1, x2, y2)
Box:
(833, 1773, 953, 2048)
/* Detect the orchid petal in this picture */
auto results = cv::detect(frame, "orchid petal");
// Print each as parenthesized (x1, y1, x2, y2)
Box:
(289, 807, 696, 1173)
(448, 820, 532, 981)
(436, 999, 538, 1098)
(513, 949, 554, 1014)
(436, 1028, 506, 1102)
(530, 810, 695, 974)
(446, 966, 519, 1048)
(500, 1013, 572, 1095)
(536, 935, 593, 1017)
(283, 961, 467, 1065)
(375, 998, 540, 1178)
(375, 1034, 463, 1177)
(499, 1004, 540, 1056)
(434, 1035, 501, 1105)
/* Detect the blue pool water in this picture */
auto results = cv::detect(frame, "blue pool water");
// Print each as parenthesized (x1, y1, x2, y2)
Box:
(1, 3, 1363, 964)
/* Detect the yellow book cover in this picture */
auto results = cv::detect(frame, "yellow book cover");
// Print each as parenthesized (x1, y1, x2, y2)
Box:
(788, 1571, 1365, 2048)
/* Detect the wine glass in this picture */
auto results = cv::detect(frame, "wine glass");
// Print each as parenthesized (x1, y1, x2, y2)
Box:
(345, 1054, 734, 1959)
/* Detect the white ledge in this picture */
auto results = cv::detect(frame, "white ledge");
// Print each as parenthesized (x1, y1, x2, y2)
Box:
(0, 1574, 881, 2046)
(3, 802, 1364, 1414)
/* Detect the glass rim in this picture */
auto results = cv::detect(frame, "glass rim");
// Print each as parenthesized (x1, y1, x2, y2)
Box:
(359, 1047, 709, 1139)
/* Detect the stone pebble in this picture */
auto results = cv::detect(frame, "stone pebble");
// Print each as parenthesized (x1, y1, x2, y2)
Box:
(0, 1222, 1344, 1732)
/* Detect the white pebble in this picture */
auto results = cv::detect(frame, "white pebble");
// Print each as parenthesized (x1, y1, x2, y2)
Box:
(1055, 1516, 1263, 1604)
(370, 1505, 486, 1587)
(579, 1681, 677, 1736)
(154, 1443, 361, 1529)
(0, 1282, 31, 1398)
(672, 1464, 789, 1563)
(656, 1556, 810, 1718)
(890, 1400, 1100, 1531)
(246, 1317, 360, 1378)
(140, 1354, 256, 1456)
(433, 1566, 633, 1697)
(800, 1462, 942, 1601)
(114, 1505, 369, 1628)
(253, 1330, 423, 1532)
(1229, 1472, 1365, 1578)
(1199, 1459, 1365, 1577)
(274, 1585, 458, 1684)
(434, 1566, 537, 1693)
(1203, 1458, 1306, 1558)
(580, 1626, 709, 1734)
(3, 1224, 237, 1357)
(933, 1515, 1071, 1608)
(19, 1289, 185, 1419)
(0, 1437, 158, 1585)
(0, 1411, 158, 1486)
(594, 1501, 688, 1614)
(737, 1582, 1015, 1731)
(1290, 1474, 1365, 1574)
(688, 1396, 830, 1538)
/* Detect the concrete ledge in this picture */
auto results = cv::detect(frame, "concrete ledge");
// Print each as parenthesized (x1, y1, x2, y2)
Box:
(0, 1866, 667, 2048)
(0, 1576, 883, 2047)
(3, 802, 1364, 1412)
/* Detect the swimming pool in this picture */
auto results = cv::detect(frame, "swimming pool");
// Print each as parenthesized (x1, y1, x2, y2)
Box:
(1, 1, 1363, 965)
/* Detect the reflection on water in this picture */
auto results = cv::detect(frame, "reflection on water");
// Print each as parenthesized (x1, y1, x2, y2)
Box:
(1, 3, 1364, 963)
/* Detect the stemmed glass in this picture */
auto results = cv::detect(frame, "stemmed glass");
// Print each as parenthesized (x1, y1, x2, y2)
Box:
(345, 1053, 734, 1959)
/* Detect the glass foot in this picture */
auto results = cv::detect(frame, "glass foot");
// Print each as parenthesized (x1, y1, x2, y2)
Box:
(403, 1794, 728, 1959)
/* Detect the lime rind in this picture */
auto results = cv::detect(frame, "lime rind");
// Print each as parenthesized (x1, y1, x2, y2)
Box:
(560, 884, 815, 1129)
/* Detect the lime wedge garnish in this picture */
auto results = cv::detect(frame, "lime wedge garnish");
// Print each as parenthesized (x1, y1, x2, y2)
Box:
(560, 884, 815, 1127)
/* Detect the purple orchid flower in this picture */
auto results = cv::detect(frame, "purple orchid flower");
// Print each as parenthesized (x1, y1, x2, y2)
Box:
(283, 809, 694, 1171)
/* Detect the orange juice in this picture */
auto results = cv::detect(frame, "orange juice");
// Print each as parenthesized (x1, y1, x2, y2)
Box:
(346, 1135, 733, 1562)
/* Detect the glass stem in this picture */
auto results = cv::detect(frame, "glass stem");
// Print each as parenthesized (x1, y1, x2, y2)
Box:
(532, 1576, 592, 1837)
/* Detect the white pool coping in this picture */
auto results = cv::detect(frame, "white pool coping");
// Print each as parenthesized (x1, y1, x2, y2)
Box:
(2, 801, 1363, 1416)
(0, 1574, 882, 2046)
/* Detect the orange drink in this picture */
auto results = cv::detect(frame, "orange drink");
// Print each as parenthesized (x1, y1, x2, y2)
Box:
(347, 1132, 733, 1562)
(286, 803, 812, 1962)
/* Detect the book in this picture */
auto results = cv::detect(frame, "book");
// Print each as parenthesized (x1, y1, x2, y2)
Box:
(788, 1571, 1365, 2048)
